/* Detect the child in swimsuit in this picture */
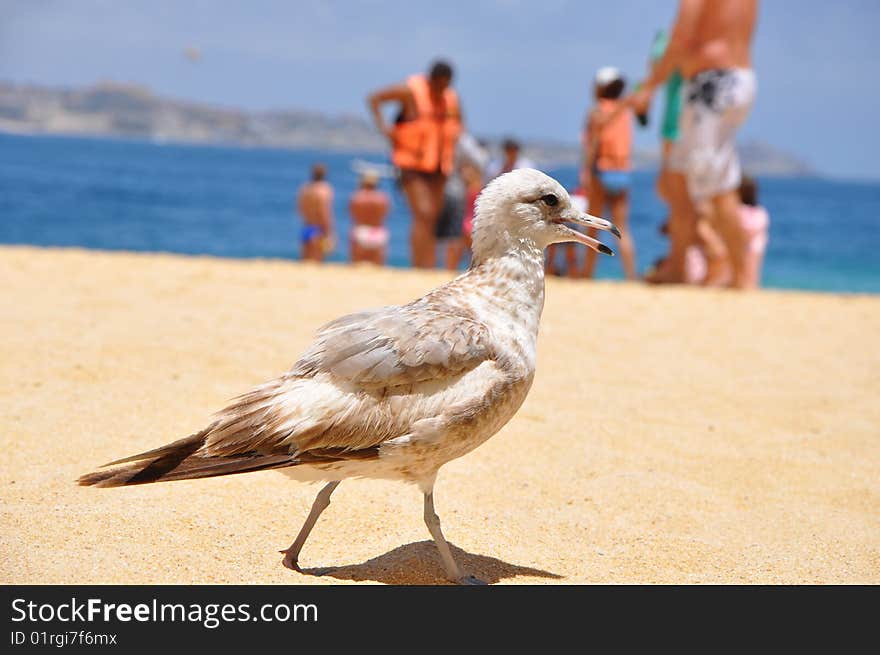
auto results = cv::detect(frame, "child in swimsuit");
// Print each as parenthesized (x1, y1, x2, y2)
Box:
(737, 175, 769, 289)
(583, 67, 637, 280)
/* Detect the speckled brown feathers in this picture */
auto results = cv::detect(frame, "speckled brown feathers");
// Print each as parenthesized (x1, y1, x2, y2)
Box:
(78, 297, 502, 486)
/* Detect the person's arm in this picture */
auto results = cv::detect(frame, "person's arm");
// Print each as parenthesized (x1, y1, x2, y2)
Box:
(586, 116, 599, 171)
(366, 83, 411, 142)
(632, 0, 702, 106)
(647, 0, 701, 90)
(582, 109, 600, 180)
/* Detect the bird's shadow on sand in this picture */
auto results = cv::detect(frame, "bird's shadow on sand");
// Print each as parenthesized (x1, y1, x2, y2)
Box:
(298, 540, 563, 585)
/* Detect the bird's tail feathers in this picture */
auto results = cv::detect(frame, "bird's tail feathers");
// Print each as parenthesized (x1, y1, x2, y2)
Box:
(76, 424, 294, 488)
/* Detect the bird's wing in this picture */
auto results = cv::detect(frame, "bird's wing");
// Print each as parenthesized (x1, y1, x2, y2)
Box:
(191, 304, 497, 458)
(291, 304, 496, 387)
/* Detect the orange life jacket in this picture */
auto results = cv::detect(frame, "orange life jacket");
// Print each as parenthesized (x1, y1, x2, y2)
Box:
(392, 75, 461, 175)
(591, 98, 632, 171)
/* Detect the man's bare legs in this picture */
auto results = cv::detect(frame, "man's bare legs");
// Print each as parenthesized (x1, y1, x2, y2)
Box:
(711, 189, 749, 289)
(402, 174, 445, 268)
(646, 171, 696, 283)
(655, 141, 675, 203)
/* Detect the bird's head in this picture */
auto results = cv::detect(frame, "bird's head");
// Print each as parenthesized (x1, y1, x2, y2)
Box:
(471, 168, 620, 263)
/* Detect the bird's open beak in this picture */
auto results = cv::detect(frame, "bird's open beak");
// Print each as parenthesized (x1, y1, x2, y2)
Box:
(555, 209, 621, 255)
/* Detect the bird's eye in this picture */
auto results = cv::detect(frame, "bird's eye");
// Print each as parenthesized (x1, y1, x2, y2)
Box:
(540, 194, 558, 207)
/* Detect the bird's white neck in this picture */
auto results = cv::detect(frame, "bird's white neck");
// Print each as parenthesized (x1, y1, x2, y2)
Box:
(463, 241, 546, 343)
(474, 241, 545, 293)
(470, 220, 541, 267)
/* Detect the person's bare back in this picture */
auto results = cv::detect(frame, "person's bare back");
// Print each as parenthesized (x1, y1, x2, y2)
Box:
(349, 172, 390, 265)
(682, 0, 757, 77)
(297, 180, 333, 229)
(350, 189, 389, 228)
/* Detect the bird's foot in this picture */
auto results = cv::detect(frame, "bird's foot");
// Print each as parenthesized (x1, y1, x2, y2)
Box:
(279, 549, 301, 572)
(280, 550, 336, 576)
(456, 574, 488, 586)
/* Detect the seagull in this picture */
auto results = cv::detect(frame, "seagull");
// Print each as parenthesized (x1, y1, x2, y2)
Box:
(78, 168, 620, 584)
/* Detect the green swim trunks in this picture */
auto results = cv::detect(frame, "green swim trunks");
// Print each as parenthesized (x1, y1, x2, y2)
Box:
(651, 30, 683, 142)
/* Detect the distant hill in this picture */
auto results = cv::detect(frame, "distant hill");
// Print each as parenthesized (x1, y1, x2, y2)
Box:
(0, 81, 814, 176)
(0, 81, 385, 151)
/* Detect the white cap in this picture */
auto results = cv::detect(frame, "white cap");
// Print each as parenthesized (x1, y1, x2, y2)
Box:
(360, 168, 380, 186)
(595, 66, 623, 87)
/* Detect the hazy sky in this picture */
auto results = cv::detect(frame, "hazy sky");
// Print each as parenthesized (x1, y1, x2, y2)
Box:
(2, 0, 878, 179)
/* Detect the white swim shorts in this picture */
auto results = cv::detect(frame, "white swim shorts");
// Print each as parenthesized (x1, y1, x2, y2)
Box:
(669, 68, 757, 200)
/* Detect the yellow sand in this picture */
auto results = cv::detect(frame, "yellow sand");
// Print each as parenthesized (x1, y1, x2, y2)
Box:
(1, 246, 878, 584)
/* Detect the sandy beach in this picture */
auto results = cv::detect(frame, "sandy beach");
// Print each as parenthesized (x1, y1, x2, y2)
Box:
(1, 245, 877, 584)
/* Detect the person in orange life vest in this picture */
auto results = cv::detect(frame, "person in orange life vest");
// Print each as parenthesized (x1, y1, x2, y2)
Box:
(367, 60, 463, 268)
(581, 66, 637, 280)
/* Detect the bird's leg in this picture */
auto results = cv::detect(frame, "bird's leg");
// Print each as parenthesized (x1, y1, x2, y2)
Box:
(423, 491, 486, 585)
(281, 481, 340, 571)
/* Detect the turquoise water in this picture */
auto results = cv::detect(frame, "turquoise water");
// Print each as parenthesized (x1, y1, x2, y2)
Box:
(1, 133, 877, 293)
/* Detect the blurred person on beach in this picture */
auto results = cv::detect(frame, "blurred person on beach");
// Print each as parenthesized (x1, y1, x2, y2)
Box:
(546, 169, 589, 278)
(630, 0, 758, 289)
(582, 67, 637, 280)
(642, 27, 738, 289)
(367, 60, 462, 268)
(437, 133, 489, 270)
(486, 138, 535, 180)
(656, 181, 768, 288)
(737, 174, 770, 288)
(297, 163, 335, 262)
(349, 168, 391, 266)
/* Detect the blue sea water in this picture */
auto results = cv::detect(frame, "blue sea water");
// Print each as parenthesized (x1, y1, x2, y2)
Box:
(1, 132, 877, 293)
